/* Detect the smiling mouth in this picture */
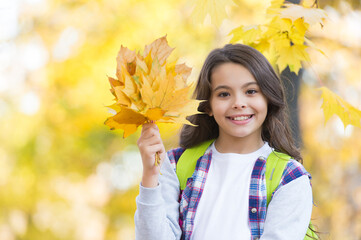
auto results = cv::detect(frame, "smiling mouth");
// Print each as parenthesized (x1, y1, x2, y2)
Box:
(228, 115, 254, 121)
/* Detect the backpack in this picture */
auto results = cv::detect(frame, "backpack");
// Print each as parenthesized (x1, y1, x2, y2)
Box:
(176, 140, 318, 240)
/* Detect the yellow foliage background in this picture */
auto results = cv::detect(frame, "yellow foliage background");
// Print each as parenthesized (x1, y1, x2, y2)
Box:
(0, 0, 360, 239)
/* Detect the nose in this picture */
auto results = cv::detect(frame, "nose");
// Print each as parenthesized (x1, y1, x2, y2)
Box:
(232, 95, 247, 109)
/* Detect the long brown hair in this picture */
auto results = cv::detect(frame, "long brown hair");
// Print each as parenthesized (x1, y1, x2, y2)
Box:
(180, 44, 302, 162)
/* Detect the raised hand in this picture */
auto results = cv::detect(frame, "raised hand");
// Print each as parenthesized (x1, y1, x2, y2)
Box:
(137, 123, 166, 188)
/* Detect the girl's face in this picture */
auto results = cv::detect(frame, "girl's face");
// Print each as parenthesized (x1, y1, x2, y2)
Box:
(209, 62, 268, 145)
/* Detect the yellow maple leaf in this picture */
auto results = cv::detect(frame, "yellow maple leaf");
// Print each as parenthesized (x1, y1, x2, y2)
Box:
(153, 72, 176, 107)
(191, 0, 234, 26)
(106, 103, 121, 115)
(265, 17, 307, 46)
(252, 37, 271, 56)
(108, 76, 122, 99)
(143, 35, 174, 66)
(113, 86, 131, 106)
(104, 107, 147, 138)
(145, 108, 166, 121)
(174, 63, 192, 83)
(108, 76, 132, 107)
(279, 3, 327, 26)
(135, 55, 149, 75)
(319, 87, 361, 128)
(229, 25, 262, 45)
(266, 0, 285, 16)
(122, 70, 139, 100)
(276, 43, 309, 73)
(105, 36, 201, 138)
(290, 18, 308, 45)
(229, 3, 325, 75)
(116, 46, 137, 79)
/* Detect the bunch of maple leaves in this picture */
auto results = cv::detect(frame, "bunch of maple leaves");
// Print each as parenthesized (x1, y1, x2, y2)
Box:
(104, 36, 201, 138)
(224, 0, 361, 128)
(228, 1, 327, 74)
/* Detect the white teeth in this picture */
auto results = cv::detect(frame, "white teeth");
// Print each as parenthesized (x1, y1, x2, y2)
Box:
(231, 115, 252, 121)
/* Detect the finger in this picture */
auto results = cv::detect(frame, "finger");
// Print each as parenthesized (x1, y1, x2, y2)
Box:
(142, 122, 158, 132)
(145, 134, 162, 146)
(146, 143, 164, 154)
(138, 134, 162, 149)
(137, 134, 161, 152)
(141, 126, 160, 140)
(143, 143, 165, 160)
(138, 132, 163, 149)
(149, 142, 165, 155)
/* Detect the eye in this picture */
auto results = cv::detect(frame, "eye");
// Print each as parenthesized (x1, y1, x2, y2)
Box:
(218, 92, 230, 97)
(246, 89, 257, 95)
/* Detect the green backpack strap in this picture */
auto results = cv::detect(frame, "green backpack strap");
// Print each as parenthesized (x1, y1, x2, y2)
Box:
(305, 224, 319, 240)
(265, 151, 291, 206)
(177, 146, 318, 239)
(176, 139, 214, 190)
(266, 152, 319, 240)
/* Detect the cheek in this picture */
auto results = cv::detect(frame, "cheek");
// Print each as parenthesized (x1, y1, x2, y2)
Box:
(210, 102, 226, 115)
(255, 98, 268, 116)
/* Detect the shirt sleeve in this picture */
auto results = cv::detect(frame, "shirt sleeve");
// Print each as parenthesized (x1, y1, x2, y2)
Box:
(260, 175, 313, 240)
(134, 153, 182, 240)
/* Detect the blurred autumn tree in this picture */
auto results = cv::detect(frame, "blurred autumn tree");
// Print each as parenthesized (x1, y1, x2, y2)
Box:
(0, 0, 360, 240)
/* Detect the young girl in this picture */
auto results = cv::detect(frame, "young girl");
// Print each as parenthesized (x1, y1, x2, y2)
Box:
(135, 44, 313, 240)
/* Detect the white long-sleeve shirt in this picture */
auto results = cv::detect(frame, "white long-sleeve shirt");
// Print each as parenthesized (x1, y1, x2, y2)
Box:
(134, 144, 312, 240)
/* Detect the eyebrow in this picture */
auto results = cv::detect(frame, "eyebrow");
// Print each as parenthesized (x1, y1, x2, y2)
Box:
(213, 82, 258, 91)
